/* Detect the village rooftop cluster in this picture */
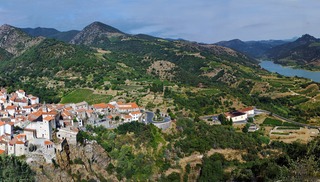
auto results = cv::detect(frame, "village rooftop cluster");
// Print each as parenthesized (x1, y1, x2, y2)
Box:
(0, 89, 142, 161)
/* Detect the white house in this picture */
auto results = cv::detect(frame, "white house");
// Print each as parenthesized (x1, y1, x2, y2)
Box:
(129, 111, 142, 121)
(29, 96, 39, 105)
(225, 111, 248, 122)
(4, 122, 14, 136)
(16, 90, 25, 99)
(122, 115, 132, 123)
(25, 111, 54, 140)
(8, 134, 28, 156)
(239, 107, 255, 116)
(22, 106, 32, 114)
(116, 102, 139, 113)
(5, 105, 16, 116)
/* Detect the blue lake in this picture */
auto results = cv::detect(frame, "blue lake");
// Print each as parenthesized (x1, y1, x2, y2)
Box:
(259, 61, 320, 83)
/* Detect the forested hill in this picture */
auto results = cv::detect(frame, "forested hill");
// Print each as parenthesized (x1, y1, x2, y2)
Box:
(266, 34, 320, 70)
(0, 22, 260, 102)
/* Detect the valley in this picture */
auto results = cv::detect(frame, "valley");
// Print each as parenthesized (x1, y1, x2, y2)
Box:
(0, 21, 320, 181)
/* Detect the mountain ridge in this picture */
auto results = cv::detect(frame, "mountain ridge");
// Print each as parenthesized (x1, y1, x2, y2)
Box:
(267, 34, 320, 69)
(215, 38, 289, 58)
(0, 24, 43, 56)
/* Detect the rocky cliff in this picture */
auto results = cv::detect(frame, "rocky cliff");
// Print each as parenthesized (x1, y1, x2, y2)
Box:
(31, 140, 114, 182)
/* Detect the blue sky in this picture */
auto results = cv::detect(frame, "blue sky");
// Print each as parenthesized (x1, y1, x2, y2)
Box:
(0, 0, 319, 43)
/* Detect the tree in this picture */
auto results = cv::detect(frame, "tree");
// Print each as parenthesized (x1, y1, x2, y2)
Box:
(115, 116, 120, 121)
(218, 114, 227, 125)
(248, 117, 254, 123)
(194, 115, 200, 122)
(242, 123, 251, 133)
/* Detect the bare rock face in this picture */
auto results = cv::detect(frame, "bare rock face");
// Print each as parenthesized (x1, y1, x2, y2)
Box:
(0, 24, 43, 55)
(32, 140, 114, 182)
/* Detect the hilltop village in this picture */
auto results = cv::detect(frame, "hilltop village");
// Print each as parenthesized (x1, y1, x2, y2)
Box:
(0, 89, 159, 162)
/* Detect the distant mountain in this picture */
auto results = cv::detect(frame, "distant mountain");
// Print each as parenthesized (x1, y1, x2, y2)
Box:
(0, 24, 42, 56)
(215, 39, 289, 58)
(69, 21, 126, 46)
(267, 34, 320, 68)
(21, 27, 79, 42)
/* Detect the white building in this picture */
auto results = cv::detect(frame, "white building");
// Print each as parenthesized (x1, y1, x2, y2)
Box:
(8, 134, 28, 156)
(16, 90, 25, 99)
(56, 127, 78, 145)
(129, 111, 142, 121)
(29, 96, 39, 105)
(225, 112, 248, 122)
(239, 107, 255, 116)
(25, 111, 55, 140)
(116, 102, 139, 113)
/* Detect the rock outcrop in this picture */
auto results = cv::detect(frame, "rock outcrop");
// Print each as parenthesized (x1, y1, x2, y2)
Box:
(31, 140, 113, 182)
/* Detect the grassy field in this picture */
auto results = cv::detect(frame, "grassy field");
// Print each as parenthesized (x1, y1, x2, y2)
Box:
(263, 118, 283, 126)
(61, 89, 113, 105)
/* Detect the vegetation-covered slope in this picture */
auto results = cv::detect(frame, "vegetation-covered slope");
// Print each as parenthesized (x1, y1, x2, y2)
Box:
(267, 34, 320, 70)
(0, 155, 34, 181)
(76, 119, 320, 181)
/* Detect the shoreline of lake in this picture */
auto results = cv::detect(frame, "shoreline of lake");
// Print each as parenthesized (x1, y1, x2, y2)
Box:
(259, 60, 320, 83)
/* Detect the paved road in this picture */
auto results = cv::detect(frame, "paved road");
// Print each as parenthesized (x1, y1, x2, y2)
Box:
(145, 111, 171, 123)
(145, 111, 154, 123)
(255, 109, 320, 129)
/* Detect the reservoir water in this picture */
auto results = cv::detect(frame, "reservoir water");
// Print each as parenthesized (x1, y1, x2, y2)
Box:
(259, 61, 320, 83)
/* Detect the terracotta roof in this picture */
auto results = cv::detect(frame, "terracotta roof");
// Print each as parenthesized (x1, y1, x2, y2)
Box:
(130, 111, 141, 115)
(107, 104, 115, 109)
(0, 150, 5, 155)
(62, 110, 71, 117)
(93, 103, 108, 109)
(6, 105, 16, 110)
(239, 107, 254, 112)
(77, 108, 86, 113)
(118, 102, 139, 110)
(43, 116, 54, 121)
(123, 115, 132, 119)
(28, 110, 43, 121)
(47, 110, 58, 115)
(6, 122, 14, 126)
(44, 140, 53, 145)
(86, 110, 94, 113)
(16, 134, 26, 139)
(16, 141, 25, 145)
(0, 121, 5, 126)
